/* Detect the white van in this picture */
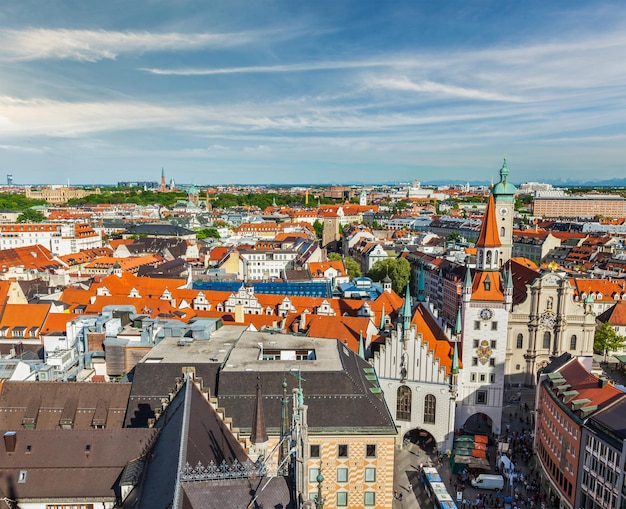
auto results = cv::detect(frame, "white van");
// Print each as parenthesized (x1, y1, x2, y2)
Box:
(471, 474, 504, 490)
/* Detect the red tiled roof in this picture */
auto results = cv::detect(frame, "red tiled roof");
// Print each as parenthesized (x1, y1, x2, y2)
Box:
(475, 195, 501, 248)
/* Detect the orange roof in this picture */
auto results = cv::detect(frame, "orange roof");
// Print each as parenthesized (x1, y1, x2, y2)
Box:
(472, 270, 504, 302)
(411, 303, 459, 375)
(41, 313, 79, 334)
(510, 257, 538, 269)
(308, 260, 347, 278)
(306, 315, 372, 353)
(597, 301, 626, 326)
(0, 245, 65, 272)
(557, 358, 624, 408)
(475, 194, 501, 248)
(0, 303, 50, 333)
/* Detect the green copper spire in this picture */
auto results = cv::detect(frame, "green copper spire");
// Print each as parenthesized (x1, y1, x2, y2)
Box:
(454, 306, 462, 336)
(379, 303, 386, 331)
(492, 157, 517, 197)
(272, 195, 277, 207)
(464, 266, 472, 288)
(358, 331, 365, 359)
(402, 283, 412, 331)
(506, 266, 513, 289)
(417, 262, 425, 302)
(451, 337, 459, 375)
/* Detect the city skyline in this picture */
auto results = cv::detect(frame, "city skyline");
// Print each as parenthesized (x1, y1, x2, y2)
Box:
(1, 1, 626, 185)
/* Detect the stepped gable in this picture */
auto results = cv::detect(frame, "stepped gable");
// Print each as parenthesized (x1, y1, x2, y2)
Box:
(133, 378, 252, 509)
(0, 428, 155, 502)
(0, 381, 131, 429)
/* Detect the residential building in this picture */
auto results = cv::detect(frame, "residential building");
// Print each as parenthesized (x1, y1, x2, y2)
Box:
(533, 194, 626, 218)
(535, 355, 626, 509)
(0, 222, 101, 256)
(578, 396, 626, 509)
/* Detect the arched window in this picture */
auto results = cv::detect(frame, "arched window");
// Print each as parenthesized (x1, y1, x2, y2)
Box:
(424, 394, 436, 424)
(396, 385, 412, 421)
(501, 226, 505, 237)
(570, 335, 577, 351)
(516, 334, 523, 349)
(478, 251, 483, 266)
(547, 297, 553, 310)
(486, 251, 492, 265)
(494, 250, 499, 265)
(542, 331, 551, 349)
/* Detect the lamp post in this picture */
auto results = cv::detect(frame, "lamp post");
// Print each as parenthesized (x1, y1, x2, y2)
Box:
(314, 472, 326, 509)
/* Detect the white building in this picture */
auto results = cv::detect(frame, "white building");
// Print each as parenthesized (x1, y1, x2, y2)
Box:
(238, 249, 297, 281)
(0, 223, 102, 256)
(456, 194, 511, 437)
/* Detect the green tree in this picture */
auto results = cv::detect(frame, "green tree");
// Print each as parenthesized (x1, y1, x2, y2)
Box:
(196, 228, 220, 240)
(344, 257, 362, 280)
(17, 209, 46, 222)
(367, 257, 411, 294)
(313, 220, 324, 239)
(328, 253, 342, 261)
(594, 322, 626, 363)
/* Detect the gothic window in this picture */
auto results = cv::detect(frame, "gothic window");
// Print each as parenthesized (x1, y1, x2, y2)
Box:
(494, 250, 499, 265)
(486, 251, 492, 265)
(570, 335, 577, 351)
(424, 394, 436, 424)
(396, 385, 412, 421)
(501, 227, 505, 237)
(543, 331, 551, 349)
(516, 334, 523, 349)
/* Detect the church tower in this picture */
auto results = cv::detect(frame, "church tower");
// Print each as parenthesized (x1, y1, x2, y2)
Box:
(455, 193, 508, 437)
(491, 158, 517, 264)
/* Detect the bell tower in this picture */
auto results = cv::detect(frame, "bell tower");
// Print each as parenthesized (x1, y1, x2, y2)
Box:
(492, 158, 517, 264)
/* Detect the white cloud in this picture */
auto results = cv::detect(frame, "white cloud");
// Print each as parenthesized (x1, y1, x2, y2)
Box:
(0, 28, 263, 62)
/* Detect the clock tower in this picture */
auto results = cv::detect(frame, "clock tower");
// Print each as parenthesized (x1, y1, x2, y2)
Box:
(492, 158, 517, 265)
(456, 194, 510, 437)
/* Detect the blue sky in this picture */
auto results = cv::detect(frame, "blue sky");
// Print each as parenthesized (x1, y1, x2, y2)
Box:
(1, 1, 626, 185)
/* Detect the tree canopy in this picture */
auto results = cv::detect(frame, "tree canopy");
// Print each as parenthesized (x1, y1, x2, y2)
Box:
(17, 209, 46, 223)
(594, 322, 626, 362)
(196, 228, 220, 240)
(0, 194, 46, 210)
(367, 257, 411, 294)
(344, 257, 362, 280)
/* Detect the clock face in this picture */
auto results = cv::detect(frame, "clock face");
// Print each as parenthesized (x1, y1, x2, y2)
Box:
(480, 308, 493, 320)
(499, 207, 509, 216)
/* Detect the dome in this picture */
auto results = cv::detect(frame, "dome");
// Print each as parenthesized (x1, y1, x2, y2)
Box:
(492, 158, 517, 196)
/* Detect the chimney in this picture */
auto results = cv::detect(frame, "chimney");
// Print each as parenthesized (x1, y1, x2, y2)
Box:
(4, 431, 16, 453)
(234, 303, 244, 324)
(598, 377, 609, 388)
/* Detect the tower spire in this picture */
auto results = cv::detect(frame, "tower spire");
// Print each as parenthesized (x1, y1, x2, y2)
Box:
(379, 303, 386, 331)
(250, 376, 268, 445)
(402, 283, 412, 331)
(358, 331, 365, 359)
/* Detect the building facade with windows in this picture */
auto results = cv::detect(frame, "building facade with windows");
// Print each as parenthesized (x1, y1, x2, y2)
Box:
(456, 193, 511, 437)
(506, 271, 597, 386)
(535, 355, 626, 509)
(372, 294, 458, 452)
(578, 396, 626, 509)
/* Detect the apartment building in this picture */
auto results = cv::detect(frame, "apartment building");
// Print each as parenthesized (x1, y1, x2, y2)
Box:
(533, 195, 626, 218)
(0, 222, 102, 255)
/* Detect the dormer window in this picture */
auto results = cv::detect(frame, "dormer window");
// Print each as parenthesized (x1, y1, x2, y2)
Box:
(484, 275, 491, 291)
